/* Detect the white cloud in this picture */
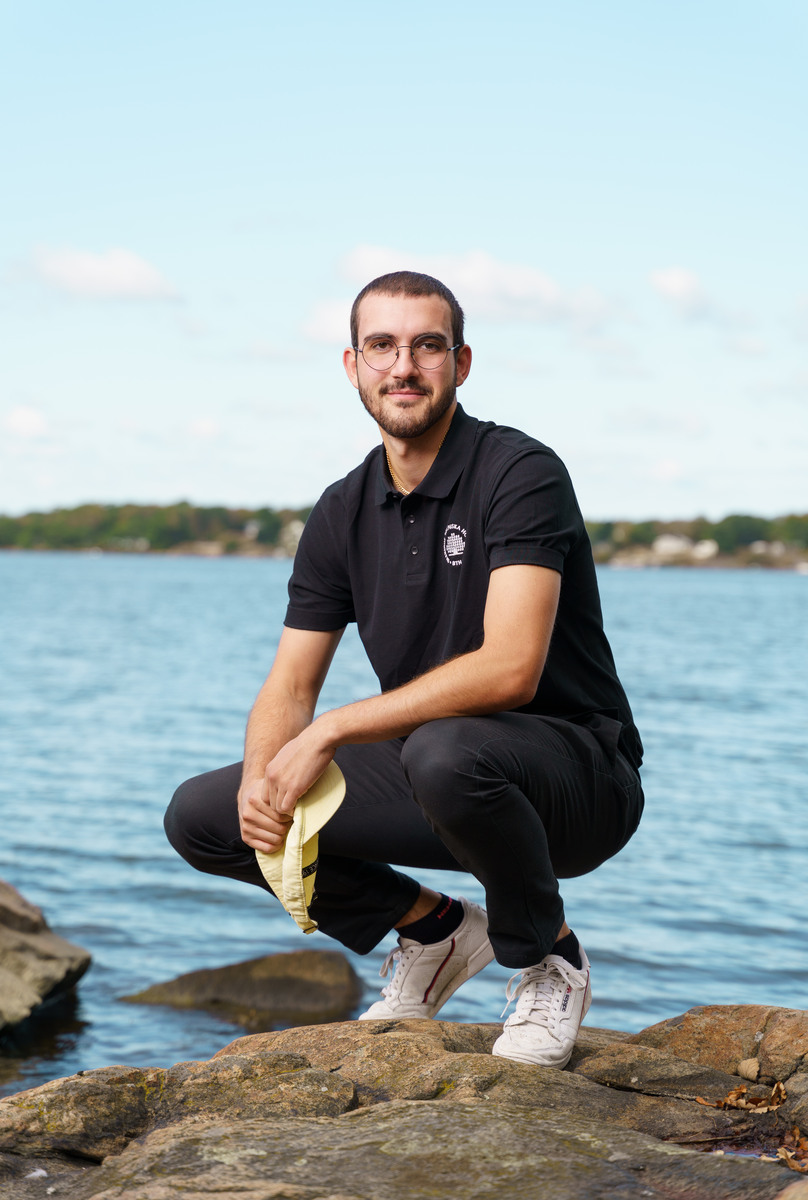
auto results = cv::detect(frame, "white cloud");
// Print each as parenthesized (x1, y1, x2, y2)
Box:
(650, 458, 686, 482)
(33, 246, 178, 299)
(301, 245, 619, 343)
(246, 340, 310, 362)
(4, 405, 49, 438)
(188, 417, 220, 440)
(726, 334, 768, 357)
(793, 296, 808, 341)
(303, 299, 352, 344)
(611, 405, 706, 437)
(650, 267, 710, 318)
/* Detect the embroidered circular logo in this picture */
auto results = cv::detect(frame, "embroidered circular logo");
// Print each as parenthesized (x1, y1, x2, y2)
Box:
(443, 523, 467, 567)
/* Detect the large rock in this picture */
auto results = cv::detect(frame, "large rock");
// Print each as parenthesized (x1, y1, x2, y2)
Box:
(631, 1005, 808, 1084)
(121, 948, 363, 1029)
(0, 880, 91, 1034)
(2, 1011, 807, 1198)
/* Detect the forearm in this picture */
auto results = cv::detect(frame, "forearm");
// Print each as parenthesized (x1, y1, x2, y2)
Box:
(264, 564, 559, 817)
(312, 640, 538, 755)
(240, 685, 314, 796)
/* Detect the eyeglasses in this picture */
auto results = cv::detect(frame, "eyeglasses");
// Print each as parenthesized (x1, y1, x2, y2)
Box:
(358, 335, 461, 372)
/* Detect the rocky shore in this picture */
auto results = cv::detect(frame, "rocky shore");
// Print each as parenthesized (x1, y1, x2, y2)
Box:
(3, 881, 807, 1197)
(1, 1004, 807, 1199)
(0, 882, 91, 1037)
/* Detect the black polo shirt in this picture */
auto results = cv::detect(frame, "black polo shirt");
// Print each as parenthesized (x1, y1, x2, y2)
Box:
(285, 404, 642, 770)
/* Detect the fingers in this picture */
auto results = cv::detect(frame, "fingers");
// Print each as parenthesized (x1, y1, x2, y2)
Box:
(239, 787, 294, 853)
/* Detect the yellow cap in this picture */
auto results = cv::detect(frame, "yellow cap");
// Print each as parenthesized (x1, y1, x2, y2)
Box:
(254, 760, 346, 933)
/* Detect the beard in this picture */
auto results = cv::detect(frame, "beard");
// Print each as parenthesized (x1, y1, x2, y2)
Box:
(358, 374, 457, 439)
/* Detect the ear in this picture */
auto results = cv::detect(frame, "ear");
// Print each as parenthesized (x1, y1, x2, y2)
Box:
(455, 344, 472, 387)
(343, 346, 359, 389)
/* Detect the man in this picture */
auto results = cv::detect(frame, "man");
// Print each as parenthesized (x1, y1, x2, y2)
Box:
(166, 270, 643, 1068)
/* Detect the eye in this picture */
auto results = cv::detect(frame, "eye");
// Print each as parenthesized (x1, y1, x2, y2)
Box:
(414, 337, 446, 355)
(367, 337, 394, 353)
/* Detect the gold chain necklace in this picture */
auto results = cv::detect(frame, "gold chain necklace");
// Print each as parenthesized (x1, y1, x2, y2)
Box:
(385, 425, 451, 497)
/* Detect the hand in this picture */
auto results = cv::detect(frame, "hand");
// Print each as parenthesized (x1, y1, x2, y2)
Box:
(263, 720, 336, 817)
(238, 777, 293, 853)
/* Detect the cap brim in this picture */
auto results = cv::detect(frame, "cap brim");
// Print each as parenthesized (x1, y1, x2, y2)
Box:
(254, 760, 346, 927)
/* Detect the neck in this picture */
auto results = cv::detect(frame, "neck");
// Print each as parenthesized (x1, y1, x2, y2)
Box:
(382, 404, 456, 495)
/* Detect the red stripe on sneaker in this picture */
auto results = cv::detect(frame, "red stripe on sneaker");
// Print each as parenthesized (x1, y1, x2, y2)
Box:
(422, 939, 456, 1003)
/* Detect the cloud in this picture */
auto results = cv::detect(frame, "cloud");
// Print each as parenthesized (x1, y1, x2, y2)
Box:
(188, 417, 220, 440)
(611, 404, 706, 437)
(650, 458, 686, 482)
(246, 340, 310, 362)
(3, 405, 49, 438)
(650, 267, 711, 318)
(793, 296, 808, 341)
(300, 245, 619, 343)
(302, 299, 352, 344)
(726, 334, 768, 357)
(32, 246, 178, 299)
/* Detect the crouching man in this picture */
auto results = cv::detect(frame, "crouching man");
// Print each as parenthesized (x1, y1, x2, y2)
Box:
(165, 270, 644, 1068)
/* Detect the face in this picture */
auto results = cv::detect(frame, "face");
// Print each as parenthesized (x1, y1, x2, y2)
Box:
(343, 292, 471, 440)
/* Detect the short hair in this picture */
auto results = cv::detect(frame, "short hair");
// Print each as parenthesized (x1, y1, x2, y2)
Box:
(350, 271, 465, 349)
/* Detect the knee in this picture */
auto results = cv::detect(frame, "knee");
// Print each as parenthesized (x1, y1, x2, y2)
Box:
(400, 719, 477, 813)
(163, 776, 199, 859)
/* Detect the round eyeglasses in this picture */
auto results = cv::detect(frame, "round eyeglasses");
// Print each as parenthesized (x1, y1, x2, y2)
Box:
(358, 335, 461, 372)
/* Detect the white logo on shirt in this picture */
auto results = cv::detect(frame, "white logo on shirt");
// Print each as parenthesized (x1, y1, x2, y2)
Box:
(443, 523, 466, 566)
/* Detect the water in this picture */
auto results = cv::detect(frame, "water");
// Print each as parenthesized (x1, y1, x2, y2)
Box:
(1, 553, 806, 1097)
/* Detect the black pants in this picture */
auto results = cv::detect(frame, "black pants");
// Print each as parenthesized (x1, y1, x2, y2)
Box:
(165, 712, 643, 969)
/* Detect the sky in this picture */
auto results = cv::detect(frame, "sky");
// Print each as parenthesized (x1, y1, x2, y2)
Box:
(1, 0, 806, 521)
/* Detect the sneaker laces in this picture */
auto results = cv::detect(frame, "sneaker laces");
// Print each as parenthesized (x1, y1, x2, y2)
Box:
(377, 943, 419, 1001)
(499, 957, 585, 1024)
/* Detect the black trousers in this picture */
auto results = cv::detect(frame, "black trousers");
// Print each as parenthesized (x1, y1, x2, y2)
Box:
(165, 712, 643, 968)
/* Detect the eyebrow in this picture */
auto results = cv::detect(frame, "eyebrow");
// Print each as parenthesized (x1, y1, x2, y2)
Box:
(361, 329, 450, 341)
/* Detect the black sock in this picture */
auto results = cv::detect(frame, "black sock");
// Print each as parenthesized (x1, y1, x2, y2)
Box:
(397, 894, 464, 945)
(552, 930, 582, 970)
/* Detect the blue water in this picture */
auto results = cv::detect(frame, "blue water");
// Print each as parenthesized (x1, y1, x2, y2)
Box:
(1, 553, 806, 1097)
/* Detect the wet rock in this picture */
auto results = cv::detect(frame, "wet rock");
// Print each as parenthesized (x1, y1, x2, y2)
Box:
(121, 948, 362, 1029)
(0, 880, 91, 1034)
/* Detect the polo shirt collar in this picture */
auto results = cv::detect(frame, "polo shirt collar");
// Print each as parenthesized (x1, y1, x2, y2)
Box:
(374, 404, 478, 504)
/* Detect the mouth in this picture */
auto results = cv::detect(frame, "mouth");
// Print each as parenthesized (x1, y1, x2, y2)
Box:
(381, 386, 429, 398)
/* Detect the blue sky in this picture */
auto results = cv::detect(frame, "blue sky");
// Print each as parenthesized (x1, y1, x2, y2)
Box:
(2, 0, 805, 520)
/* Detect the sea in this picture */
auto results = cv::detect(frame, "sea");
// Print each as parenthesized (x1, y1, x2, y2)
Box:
(1, 552, 806, 1098)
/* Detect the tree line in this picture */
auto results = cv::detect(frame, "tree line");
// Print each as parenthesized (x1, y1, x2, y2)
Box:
(0, 502, 311, 552)
(585, 513, 808, 554)
(0, 503, 806, 555)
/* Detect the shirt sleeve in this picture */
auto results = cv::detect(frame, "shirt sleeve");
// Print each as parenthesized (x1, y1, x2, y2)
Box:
(484, 448, 582, 575)
(284, 489, 356, 631)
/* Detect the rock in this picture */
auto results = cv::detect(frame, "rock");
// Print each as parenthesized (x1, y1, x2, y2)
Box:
(0, 880, 91, 1034)
(1, 1009, 807, 1199)
(121, 948, 363, 1029)
(2, 1103, 799, 1200)
(631, 1005, 808, 1084)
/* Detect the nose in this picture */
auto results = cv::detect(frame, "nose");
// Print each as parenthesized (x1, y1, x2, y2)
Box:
(391, 344, 419, 374)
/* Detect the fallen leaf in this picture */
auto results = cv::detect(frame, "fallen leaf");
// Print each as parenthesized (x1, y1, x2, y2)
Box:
(696, 1081, 787, 1113)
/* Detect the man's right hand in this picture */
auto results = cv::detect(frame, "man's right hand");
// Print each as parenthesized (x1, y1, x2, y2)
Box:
(238, 777, 294, 853)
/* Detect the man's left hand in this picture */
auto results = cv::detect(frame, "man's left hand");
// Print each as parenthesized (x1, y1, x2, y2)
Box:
(263, 720, 336, 816)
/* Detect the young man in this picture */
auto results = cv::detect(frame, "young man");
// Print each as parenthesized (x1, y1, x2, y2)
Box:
(166, 271, 643, 1068)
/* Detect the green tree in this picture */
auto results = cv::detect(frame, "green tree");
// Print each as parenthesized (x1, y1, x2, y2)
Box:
(712, 514, 771, 553)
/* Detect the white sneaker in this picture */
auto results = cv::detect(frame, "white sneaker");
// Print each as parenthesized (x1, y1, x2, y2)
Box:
(358, 898, 494, 1020)
(491, 946, 591, 1068)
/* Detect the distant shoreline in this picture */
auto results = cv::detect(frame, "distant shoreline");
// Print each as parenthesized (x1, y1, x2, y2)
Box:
(1, 503, 807, 571)
(2, 544, 807, 572)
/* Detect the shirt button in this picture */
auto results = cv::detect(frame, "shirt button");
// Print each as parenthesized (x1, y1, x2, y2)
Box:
(410, 546, 418, 556)
(407, 514, 415, 525)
